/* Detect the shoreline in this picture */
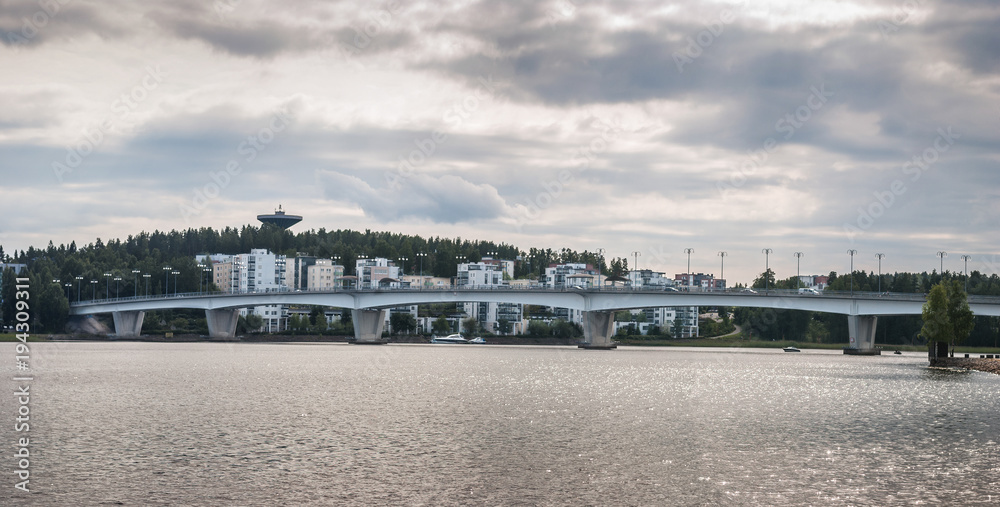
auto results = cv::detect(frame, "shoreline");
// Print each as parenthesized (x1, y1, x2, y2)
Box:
(929, 357, 1000, 375)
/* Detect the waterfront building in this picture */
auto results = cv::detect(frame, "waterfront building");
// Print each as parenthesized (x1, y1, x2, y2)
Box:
(306, 259, 344, 290)
(355, 257, 400, 289)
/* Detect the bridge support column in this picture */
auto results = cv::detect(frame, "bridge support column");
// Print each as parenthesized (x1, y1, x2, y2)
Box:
(112, 311, 145, 338)
(351, 309, 387, 344)
(845, 315, 880, 355)
(578, 311, 617, 350)
(205, 309, 240, 340)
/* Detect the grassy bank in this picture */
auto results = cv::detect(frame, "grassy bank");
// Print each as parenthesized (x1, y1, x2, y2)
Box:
(0, 333, 46, 342)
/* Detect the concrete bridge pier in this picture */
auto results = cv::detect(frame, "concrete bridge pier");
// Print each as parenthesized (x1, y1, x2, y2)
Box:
(845, 315, 879, 355)
(205, 309, 240, 340)
(579, 311, 617, 349)
(112, 311, 145, 338)
(352, 309, 388, 344)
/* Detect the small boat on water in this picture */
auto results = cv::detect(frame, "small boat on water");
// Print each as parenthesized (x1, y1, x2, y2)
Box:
(468, 336, 486, 344)
(894, 350, 902, 355)
(782, 346, 801, 352)
(431, 334, 469, 344)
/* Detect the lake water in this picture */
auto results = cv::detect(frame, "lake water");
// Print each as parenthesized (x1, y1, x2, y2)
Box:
(1, 342, 998, 506)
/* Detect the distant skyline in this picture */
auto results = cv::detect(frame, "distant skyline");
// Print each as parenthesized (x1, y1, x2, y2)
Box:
(2, 0, 998, 284)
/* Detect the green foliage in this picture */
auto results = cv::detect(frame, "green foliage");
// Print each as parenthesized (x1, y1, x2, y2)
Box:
(390, 312, 417, 334)
(462, 317, 479, 337)
(497, 318, 512, 335)
(527, 320, 550, 337)
(920, 280, 974, 350)
(432, 315, 451, 335)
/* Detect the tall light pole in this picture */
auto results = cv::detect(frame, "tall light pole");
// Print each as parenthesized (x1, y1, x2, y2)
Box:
(104, 272, 112, 299)
(114, 276, 121, 298)
(718, 251, 727, 288)
(684, 248, 694, 289)
(171, 271, 180, 296)
(847, 249, 858, 295)
(936, 251, 947, 277)
(793, 252, 804, 288)
(961, 255, 972, 292)
(631, 251, 641, 287)
(132, 269, 140, 298)
(64, 282, 72, 300)
(90, 279, 98, 300)
(75, 275, 83, 301)
(416, 252, 427, 285)
(143, 273, 150, 297)
(202, 267, 212, 293)
(875, 253, 885, 293)
(762, 248, 773, 294)
(596, 248, 605, 289)
(333, 255, 341, 289)
(397, 256, 408, 276)
(163, 266, 172, 295)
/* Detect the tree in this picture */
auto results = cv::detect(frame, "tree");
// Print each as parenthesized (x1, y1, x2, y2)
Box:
(432, 315, 451, 335)
(1, 267, 15, 329)
(751, 269, 776, 290)
(462, 317, 479, 337)
(497, 318, 511, 335)
(527, 320, 550, 337)
(390, 312, 417, 334)
(920, 280, 974, 354)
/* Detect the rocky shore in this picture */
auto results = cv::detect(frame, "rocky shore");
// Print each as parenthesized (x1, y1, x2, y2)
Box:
(929, 357, 1000, 375)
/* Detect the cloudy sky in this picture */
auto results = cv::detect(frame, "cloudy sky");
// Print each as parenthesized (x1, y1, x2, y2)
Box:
(2, 0, 998, 284)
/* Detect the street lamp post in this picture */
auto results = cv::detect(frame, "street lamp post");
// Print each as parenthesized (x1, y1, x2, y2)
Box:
(961, 255, 972, 292)
(718, 252, 727, 288)
(684, 248, 694, 289)
(104, 272, 112, 300)
(596, 248, 605, 289)
(90, 279, 98, 300)
(875, 253, 885, 293)
(75, 276, 83, 301)
(143, 273, 150, 297)
(631, 251, 641, 287)
(171, 271, 180, 296)
(793, 252, 804, 288)
(132, 269, 140, 298)
(762, 248, 773, 294)
(163, 266, 172, 295)
(64, 282, 72, 300)
(397, 256, 408, 276)
(417, 252, 427, 280)
(847, 249, 858, 295)
(332, 255, 341, 289)
(936, 251, 947, 277)
(114, 276, 121, 298)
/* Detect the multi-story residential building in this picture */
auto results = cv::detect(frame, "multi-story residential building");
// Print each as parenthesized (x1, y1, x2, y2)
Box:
(399, 275, 451, 288)
(286, 255, 316, 291)
(628, 269, 675, 288)
(674, 273, 726, 290)
(307, 259, 344, 290)
(355, 257, 400, 289)
(456, 261, 525, 334)
(797, 275, 830, 290)
(543, 263, 598, 288)
(198, 249, 287, 332)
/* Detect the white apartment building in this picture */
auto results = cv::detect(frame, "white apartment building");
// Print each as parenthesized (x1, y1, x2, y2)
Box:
(543, 263, 598, 288)
(307, 259, 344, 290)
(355, 257, 400, 289)
(198, 249, 287, 332)
(457, 261, 524, 334)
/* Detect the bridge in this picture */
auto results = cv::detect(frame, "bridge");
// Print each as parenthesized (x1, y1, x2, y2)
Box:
(67, 287, 1000, 351)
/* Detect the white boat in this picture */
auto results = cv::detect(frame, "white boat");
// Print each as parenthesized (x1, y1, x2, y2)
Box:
(468, 336, 486, 344)
(431, 334, 469, 344)
(783, 346, 801, 352)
